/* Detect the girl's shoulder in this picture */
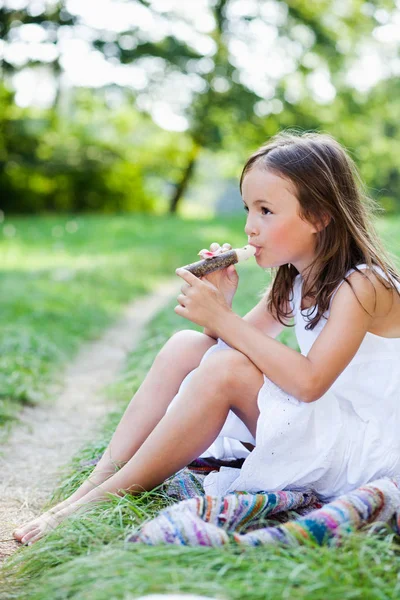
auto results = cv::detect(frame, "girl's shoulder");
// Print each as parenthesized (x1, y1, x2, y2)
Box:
(330, 263, 399, 303)
(331, 264, 400, 338)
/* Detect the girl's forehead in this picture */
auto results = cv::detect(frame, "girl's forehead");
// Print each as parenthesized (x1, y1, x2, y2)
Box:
(242, 167, 298, 202)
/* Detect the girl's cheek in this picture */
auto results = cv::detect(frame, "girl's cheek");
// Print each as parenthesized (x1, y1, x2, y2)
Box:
(269, 224, 291, 246)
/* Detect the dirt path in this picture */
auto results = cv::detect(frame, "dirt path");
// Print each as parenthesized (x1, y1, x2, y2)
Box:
(0, 280, 177, 561)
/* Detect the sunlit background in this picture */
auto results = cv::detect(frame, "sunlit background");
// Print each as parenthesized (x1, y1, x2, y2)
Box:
(1, 0, 400, 216)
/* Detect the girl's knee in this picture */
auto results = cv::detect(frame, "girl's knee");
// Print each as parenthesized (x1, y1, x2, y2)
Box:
(169, 329, 209, 345)
(167, 329, 216, 352)
(157, 329, 216, 364)
(209, 348, 253, 371)
(201, 349, 262, 387)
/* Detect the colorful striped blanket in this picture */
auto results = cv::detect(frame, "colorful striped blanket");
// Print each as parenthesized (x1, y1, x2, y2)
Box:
(127, 458, 400, 548)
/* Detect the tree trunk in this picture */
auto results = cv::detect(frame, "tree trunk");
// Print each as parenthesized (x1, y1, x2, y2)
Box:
(169, 146, 200, 214)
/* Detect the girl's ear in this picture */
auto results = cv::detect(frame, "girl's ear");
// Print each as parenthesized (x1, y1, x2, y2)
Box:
(311, 214, 331, 233)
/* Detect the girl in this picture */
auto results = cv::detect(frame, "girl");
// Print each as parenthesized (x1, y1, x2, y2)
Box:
(14, 131, 400, 545)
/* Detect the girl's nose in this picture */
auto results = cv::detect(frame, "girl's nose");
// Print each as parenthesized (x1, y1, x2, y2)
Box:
(244, 218, 258, 237)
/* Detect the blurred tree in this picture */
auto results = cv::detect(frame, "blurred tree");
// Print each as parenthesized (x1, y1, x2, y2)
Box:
(1, 0, 399, 214)
(92, 0, 395, 212)
(0, 1, 76, 105)
(331, 78, 400, 213)
(0, 85, 173, 213)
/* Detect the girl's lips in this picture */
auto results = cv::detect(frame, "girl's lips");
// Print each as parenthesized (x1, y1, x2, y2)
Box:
(253, 246, 262, 257)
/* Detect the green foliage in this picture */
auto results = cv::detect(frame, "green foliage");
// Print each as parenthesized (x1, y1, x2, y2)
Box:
(0, 1, 75, 75)
(0, 87, 157, 213)
(2, 1, 400, 213)
(331, 80, 400, 214)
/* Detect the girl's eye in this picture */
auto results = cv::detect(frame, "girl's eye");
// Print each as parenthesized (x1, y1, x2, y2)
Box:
(243, 205, 272, 215)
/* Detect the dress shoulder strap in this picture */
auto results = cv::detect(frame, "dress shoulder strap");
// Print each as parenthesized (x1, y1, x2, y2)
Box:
(329, 263, 368, 307)
(328, 263, 400, 308)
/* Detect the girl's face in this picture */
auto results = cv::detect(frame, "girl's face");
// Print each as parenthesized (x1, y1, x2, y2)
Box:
(241, 167, 319, 273)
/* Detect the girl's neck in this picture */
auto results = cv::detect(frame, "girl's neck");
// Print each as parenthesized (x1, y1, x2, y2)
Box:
(293, 250, 318, 281)
(297, 261, 320, 310)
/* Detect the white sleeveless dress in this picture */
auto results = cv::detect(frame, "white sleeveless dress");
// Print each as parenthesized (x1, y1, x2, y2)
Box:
(169, 264, 400, 501)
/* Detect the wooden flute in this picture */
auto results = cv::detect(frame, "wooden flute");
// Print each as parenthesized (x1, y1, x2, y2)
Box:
(180, 245, 256, 278)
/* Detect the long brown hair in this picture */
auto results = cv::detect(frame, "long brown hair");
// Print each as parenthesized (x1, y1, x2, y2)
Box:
(240, 131, 400, 330)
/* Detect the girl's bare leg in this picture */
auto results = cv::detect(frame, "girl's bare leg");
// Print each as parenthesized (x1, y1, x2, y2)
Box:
(21, 350, 264, 544)
(65, 330, 217, 499)
(13, 330, 216, 543)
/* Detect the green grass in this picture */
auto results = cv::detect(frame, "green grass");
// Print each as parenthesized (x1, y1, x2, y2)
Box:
(1, 213, 400, 599)
(3, 524, 400, 600)
(0, 212, 260, 431)
(1, 301, 400, 598)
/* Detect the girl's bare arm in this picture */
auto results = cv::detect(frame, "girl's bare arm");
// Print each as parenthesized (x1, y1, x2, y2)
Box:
(241, 289, 292, 338)
(175, 268, 377, 403)
(204, 290, 290, 340)
(213, 271, 376, 403)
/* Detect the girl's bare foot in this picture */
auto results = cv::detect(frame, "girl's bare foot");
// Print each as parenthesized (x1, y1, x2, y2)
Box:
(13, 473, 112, 543)
(13, 498, 73, 543)
(16, 512, 63, 545)
(13, 500, 83, 545)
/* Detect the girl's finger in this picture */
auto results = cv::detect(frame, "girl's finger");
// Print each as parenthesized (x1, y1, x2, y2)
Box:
(175, 269, 199, 286)
(198, 249, 215, 259)
(177, 294, 186, 307)
(222, 242, 232, 250)
(181, 283, 190, 295)
(210, 242, 220, 252)
(174, 304, 185, 317)
(227, 265, 238, 281)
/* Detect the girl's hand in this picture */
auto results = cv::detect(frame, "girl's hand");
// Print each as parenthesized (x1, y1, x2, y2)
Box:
(198, 242, 239, 308)
(175, 267, 231, 330)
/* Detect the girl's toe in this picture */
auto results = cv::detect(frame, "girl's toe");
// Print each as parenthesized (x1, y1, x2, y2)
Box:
(21, 527, 40, 545)
(26, 531, 44, 545)
(13, 523, 34, 541)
